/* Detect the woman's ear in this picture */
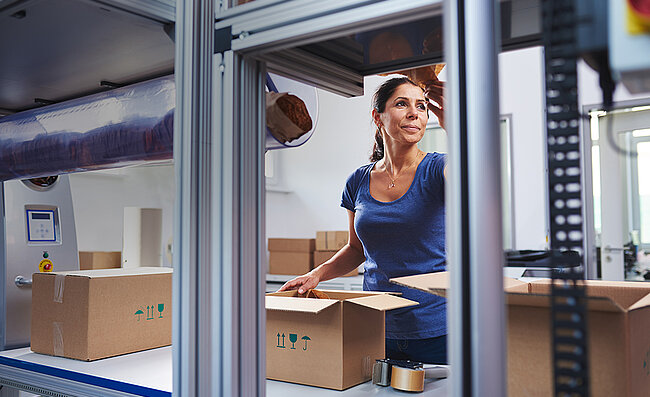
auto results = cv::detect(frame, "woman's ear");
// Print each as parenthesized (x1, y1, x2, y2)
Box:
(372, 108, 382, 128)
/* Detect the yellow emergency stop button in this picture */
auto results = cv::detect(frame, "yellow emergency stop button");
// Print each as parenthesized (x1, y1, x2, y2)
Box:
(39, 258, 53, 272)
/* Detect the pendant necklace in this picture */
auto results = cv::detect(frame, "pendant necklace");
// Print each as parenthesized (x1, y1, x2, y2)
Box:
(386, 151, 422, 189)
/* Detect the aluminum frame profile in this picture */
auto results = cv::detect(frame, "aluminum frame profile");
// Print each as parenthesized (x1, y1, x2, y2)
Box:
(215, 0, 443, 97)
(0, 365, 149, 397)
(220, 0, 443, 54)
(445, 0, 505, 396)
(85, 0, 176, 23)
(174, 2, 265, 397)
(173, 0, 216, 396)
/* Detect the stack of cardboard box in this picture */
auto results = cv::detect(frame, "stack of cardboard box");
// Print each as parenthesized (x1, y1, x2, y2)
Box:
(315, 231, 360, 277)
(268, 238, 315, 275)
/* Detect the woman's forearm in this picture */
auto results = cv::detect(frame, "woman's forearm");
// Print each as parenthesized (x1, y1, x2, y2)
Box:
(311, 244, 365, 282)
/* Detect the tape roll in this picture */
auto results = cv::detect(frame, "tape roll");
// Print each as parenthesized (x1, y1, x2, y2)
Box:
(391, 365, 425, 392)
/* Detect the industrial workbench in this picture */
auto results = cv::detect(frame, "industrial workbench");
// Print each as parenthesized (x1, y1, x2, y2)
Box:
(0, 347, 448, 396)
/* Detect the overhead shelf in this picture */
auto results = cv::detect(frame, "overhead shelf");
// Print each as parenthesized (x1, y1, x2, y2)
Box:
(219, 0, 541, 97)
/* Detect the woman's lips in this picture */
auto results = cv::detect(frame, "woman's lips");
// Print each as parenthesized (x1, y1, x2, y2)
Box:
(402, 125, 421, 132)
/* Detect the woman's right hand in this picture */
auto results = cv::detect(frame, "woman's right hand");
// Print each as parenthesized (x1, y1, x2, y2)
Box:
(277, 271, 321, 294)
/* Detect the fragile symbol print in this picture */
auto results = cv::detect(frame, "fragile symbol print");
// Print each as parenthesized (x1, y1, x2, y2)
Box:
(276, 332, 311, 351)
(134, 303, 165, 321)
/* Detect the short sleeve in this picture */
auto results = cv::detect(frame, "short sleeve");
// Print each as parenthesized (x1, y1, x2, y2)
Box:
(429, 153, 446, 184)
(341, 171, 358, 212)
(423, 152, 446, 201)
(341, 165, 371, 212)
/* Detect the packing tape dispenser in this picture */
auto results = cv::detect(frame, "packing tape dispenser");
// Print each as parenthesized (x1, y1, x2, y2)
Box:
(372, 359, 449, 392)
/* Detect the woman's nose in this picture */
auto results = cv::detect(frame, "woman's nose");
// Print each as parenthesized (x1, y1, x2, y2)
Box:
(407, 105, 419, 119)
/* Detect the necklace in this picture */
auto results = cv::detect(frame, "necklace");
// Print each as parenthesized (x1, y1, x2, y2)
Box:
(385, 151, 422, 189)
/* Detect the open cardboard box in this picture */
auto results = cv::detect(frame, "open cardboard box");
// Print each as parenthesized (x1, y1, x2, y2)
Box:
(391, 271, 650, 397)
(265, 289, 417, 390)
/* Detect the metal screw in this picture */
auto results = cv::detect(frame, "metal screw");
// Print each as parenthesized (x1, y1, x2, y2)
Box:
(239, 31, 249, 40)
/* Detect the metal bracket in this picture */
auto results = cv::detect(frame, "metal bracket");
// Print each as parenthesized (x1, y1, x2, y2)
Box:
(214, 26, 232, 54)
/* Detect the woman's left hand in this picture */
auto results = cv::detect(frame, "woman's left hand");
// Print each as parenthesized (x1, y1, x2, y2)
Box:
(424, 79, 445, 130)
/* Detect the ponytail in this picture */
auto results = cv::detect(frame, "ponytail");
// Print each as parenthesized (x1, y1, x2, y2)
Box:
(370, 127, 384, 162)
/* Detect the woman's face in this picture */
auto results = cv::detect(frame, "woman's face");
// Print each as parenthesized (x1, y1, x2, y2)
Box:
(374, 83, 428, 146)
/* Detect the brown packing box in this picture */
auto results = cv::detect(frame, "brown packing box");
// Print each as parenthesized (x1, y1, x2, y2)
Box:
(391, 272, 650, 397)
(78, 251, 121, 270)
(313, 250, 359, 277)
(265, 289, 418, 390)
(316, 231, 348, 251)
(268, 238, 315, 252)
(31, 267, 172, 361)
(269, 251, 313, 275)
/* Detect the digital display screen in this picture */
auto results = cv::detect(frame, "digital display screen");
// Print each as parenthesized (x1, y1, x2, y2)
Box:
(31, 213, 51, 220)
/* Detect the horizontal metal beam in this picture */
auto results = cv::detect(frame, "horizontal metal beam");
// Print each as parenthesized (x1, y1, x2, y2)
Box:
(220, 0, 443, 55)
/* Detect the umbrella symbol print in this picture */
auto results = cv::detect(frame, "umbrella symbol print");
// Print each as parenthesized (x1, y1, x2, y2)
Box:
(135, 309, 144, 321)
(301, 336, 311, 350)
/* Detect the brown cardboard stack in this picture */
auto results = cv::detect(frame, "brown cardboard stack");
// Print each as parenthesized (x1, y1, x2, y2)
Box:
(268, 238, 315, 275)
(315, 230, 348, 251)
(266, 289, 417, 390)
(31, 267, 172, 361)
(314, 231, 358, 277)
(78, 251, 121, 270)
(391, 271, 650, 397)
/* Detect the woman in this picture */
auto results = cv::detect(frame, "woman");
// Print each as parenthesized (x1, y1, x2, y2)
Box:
(279, 76, 447, 364)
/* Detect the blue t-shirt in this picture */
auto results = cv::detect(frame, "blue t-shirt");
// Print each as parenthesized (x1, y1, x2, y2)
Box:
(341, 152, 447, 339)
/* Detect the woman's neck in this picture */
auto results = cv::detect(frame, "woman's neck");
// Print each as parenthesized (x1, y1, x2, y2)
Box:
(383, 145, 422, 172)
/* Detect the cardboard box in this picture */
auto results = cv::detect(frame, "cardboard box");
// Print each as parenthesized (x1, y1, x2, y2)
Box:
(265, 289, 418, 390)
(268, 238, 315, 253)
(316, 231, 348, 251)
(391, 272, 650, 397)
(78, 251, 121, 270)
(313, 250, 359, 277)
(31, 267, 172, 361)
(269, 251, 313, 275)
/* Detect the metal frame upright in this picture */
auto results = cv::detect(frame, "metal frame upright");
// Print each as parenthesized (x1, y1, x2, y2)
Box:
(173, 1, 504, 396)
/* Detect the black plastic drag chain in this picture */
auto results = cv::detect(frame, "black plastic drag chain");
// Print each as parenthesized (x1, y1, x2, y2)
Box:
(542, 0, 590, 396)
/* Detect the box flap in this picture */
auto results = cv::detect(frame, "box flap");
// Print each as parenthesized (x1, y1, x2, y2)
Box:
(346, 294, 418, 311)
(390, 272, 527, 297)
(265, 296, 338, 314)
(390, 272, 449, 296)
(630, 293, 650, 311)
(41, 267, 172, 278)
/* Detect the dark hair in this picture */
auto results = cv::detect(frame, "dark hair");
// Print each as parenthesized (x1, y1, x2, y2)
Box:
(370, 77, 421, 161)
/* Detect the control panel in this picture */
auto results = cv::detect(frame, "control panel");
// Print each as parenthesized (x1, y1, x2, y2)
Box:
(25, 207, 58, 243)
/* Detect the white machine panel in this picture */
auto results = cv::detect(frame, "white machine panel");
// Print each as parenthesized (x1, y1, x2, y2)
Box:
(26, 209, 57, 243)
(1, 176, 79, 350)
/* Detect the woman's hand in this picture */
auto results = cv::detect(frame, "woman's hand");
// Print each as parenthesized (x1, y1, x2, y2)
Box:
(424, 79, 445, 130)
(277, 270, 321, 294)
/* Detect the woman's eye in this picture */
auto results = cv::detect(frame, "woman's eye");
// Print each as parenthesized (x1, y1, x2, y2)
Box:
(417, 104, 426, 110)
(396, 101, 407, 107)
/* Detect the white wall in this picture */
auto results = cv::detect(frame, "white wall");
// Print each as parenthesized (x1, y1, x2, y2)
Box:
(498, 47, 547, 249)
(265, 76, 384, 238)
(69, 163, 174, 266)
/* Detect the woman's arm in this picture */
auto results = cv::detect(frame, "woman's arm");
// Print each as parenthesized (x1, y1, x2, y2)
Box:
(278, 210, 365, 294)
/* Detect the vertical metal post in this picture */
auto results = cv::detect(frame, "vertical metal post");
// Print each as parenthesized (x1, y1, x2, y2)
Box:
(446, 0, 505, 395)
(174, 1, 266, 394)
(173, 0, 214, 395)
